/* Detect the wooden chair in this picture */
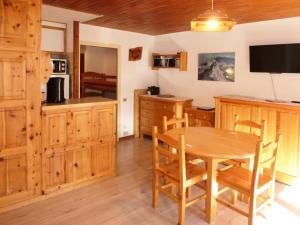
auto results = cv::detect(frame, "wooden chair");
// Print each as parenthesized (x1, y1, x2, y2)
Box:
(226, 115, 266, 168)
(216, 134, 281, 225)
(162, 113, 189, 132)
(163, 113, 203, 165)
(152, 126, 207, 225)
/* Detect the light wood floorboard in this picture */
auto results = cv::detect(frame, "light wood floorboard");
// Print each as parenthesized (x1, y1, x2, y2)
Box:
(0, 138, 300, 225)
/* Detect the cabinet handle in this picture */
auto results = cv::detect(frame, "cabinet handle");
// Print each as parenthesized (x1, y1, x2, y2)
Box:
(74, 163, 78, 168)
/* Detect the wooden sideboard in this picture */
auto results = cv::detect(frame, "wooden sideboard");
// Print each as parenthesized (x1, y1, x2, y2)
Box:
(185, 107, 215, 127)
(41, 98, 117, 194)
(140, 95, 193, 136)
(215, 95, 300, 185)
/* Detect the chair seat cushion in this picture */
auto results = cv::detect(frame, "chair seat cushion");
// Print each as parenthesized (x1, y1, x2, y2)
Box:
(157, 161, 207, 186)
(217, 166, 272, 194)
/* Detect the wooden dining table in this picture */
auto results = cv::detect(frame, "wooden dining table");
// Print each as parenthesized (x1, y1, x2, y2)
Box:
(164, 126, 258, 224)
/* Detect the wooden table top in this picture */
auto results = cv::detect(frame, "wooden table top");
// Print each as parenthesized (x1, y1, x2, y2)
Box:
(165, 127, 258, 160)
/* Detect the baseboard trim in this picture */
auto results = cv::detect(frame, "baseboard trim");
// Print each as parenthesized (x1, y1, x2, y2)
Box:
(118, 135, 134, 141)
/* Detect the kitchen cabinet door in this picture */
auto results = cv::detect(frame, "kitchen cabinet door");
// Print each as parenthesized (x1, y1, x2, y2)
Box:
(68, 108, 92, 145)
(0, 107, 28, 200)
(91, 141, 116, 177)
(41, 148, 65, 193)
(65, 144, 92, 183)
(42, 111, 68, 148)
(93, 106, 116, 141)
(0, 52, 26, 100)
(0, 0, 40, 51)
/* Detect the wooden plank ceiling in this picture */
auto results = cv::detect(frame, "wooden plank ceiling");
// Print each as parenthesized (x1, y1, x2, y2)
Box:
(43, 0, 300, 35)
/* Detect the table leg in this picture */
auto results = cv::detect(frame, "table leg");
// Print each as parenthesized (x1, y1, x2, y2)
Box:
(205, 159, 218, 224)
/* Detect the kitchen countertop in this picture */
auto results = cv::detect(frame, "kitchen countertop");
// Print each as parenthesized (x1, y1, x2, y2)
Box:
(42, 97, 118, 111)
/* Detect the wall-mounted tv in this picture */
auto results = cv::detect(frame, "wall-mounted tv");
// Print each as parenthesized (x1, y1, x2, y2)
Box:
(250, 43, 300, 73)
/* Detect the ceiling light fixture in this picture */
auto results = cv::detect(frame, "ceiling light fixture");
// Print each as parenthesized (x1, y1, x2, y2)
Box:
(191, 0, 236, 32)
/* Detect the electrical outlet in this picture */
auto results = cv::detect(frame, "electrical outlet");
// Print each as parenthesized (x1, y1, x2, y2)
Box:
(123, 98, 127, 102)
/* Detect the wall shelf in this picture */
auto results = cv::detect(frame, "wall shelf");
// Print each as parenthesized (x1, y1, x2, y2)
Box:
(152, 52, 187, 71)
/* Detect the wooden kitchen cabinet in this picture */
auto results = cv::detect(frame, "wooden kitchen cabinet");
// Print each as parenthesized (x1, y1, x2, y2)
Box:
(41, 99, 117, 194)
(140, 95, 193, 136)
(0, 0, 41, 209)
(215, 96, 300, 185)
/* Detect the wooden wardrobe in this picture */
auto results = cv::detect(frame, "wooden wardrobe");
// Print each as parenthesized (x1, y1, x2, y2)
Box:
(0, 0, 43, 208)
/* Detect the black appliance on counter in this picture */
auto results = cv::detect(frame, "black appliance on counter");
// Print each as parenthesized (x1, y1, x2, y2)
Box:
(47, 77, 65, 103)
(147, 86, 160, 95)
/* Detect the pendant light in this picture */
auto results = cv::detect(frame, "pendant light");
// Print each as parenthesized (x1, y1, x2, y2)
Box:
(191, 0, 236, 32)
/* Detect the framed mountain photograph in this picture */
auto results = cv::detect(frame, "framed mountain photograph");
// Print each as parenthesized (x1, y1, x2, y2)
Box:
(198, 52, 235, 82)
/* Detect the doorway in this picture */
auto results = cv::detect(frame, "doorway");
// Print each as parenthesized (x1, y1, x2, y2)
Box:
(80, 44, 118, 100)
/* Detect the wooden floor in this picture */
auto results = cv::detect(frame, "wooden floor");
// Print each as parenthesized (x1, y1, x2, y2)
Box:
(1, 138, 300, 225)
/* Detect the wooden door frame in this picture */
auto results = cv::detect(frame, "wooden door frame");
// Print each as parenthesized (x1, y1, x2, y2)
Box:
(79, 41, 121, 139)
(73, 21, 80, 98)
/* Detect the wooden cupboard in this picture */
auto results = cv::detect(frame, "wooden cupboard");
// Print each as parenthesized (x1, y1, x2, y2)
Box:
(140, 95, 193, 136)
(41, 99, 117, 194)
(152, 52, 188, 71)
(0, 0, 40, 52)
(185, 107, 215, 127)
(0, 0, 41, 209)
(215, 96, 300, 185)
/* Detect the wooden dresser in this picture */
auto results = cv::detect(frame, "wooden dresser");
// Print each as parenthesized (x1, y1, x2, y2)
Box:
(185, 107, 215, 127)
(215, 95, 300, 185)
(41, 97, 117, 194)
(140, 95, 193, 136)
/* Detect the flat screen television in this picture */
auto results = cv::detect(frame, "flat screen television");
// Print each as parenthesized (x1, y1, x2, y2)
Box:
(250, 43, 300, 73)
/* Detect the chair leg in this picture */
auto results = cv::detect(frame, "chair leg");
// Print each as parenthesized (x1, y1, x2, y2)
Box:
(152, 174, 159, 208)
(231, 190, 238, 204)
(268, 183, 275, 206)
(248, 195, 257, 225)
(186, 187, 192, 198)
(178, 186, 186, 225)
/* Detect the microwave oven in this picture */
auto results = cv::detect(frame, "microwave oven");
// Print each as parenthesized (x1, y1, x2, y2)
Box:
(51, 59, 67, 75)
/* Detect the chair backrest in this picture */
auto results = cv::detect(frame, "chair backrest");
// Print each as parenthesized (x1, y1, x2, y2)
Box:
(163, 113, 189, 133)
(251, 134, 281, 192)
(234, 115, 266, 141)
(152, 126, 186, 183)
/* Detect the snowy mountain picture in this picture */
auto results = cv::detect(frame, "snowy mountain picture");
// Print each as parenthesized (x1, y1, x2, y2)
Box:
(198, 52, 235, 82)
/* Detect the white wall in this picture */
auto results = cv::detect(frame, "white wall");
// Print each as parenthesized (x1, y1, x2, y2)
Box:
(153, 17, 300, 107)
(81, 46, 117, 75)
(42, 5, 99, 52)
(80, 24, 155, 137)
